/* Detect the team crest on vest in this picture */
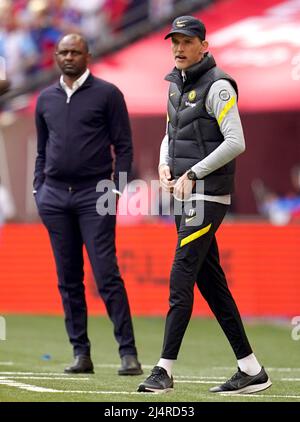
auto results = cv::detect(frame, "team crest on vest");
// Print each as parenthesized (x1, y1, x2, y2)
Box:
(188, 90, 196, 101)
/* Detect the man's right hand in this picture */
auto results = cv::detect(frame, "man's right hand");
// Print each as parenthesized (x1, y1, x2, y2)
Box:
(158, 164, 174, 192)
(0, 80, 10, 96)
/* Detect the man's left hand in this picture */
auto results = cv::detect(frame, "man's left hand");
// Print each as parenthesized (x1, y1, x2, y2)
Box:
(173, 172, 195, 200)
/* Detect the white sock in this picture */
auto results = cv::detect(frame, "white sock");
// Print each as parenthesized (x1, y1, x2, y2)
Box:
(157, 358, 175, 378)
(237, 353, 261, 376)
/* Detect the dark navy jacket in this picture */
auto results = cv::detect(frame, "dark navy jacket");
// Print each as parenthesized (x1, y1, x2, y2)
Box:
(34, 73, 133, 191)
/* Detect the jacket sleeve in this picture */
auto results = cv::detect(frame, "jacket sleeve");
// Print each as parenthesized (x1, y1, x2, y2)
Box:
(108, 87, 133, 192)
(192, 80, 245, 179)
(33, 95, 48, 190)
(159, 134, 169, 167)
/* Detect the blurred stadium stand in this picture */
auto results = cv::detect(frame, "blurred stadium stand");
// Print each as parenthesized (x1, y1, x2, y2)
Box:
(0, 0, 212, 221)
(0, 0, 299, 317)
(0, 0, 299, 221)
(0, 0, 211, 93)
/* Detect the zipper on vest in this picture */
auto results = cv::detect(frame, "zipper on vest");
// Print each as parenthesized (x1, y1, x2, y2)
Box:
(173, 83, 185, 177)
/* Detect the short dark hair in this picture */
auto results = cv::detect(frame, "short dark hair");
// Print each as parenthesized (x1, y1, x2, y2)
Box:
(56, 33, 90, 53)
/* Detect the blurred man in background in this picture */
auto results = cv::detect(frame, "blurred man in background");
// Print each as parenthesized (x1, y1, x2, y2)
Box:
(138, 16, 271, 395)
(0, 1, 38, 88)
(252, 164, 300, 225)
(33, 33, 142, 376)
(0, 177, 15, 233)
(0, 83, 15, 230)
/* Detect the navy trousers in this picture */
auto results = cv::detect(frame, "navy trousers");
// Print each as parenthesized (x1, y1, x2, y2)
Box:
(36, 182, 137, 358)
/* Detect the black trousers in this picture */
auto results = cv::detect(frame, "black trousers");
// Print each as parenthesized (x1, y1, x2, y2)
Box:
(36, 183, 137, 358)
(161, 200, 252, 360)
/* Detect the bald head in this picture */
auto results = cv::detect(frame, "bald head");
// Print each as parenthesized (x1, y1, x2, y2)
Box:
(57, 33, 89, 54)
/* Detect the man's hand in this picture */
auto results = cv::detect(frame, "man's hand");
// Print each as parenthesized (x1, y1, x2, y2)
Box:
(158, 164, 174, 192)
(0, 80, 10, 96)
(173, 172, 195, 200)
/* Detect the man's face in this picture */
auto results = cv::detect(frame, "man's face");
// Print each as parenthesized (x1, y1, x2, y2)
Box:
(171, 33, 206, 70)
(55, 37, 90, 78)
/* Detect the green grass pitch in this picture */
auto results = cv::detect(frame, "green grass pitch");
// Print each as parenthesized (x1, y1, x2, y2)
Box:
(0, 315, 299, 402)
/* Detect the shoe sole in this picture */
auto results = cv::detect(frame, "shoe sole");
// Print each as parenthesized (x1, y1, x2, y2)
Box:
(211, 379, 272, 395)
(64, 369, 94, 374)
(137, 385, 174, 394)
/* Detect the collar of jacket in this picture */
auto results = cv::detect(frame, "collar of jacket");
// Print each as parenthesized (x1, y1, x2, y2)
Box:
(165, 52, 216, 89)
(55, 72, 94, 91)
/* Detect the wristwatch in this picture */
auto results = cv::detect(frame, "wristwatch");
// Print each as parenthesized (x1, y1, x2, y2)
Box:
(186, 169, 197, 181)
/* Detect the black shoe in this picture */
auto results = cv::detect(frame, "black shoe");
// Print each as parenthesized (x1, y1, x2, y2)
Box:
(210, 366, 272, 394)
(64, 355, 94, 374)
(137, 366, 174, 393)
(118, 355, 143, 376)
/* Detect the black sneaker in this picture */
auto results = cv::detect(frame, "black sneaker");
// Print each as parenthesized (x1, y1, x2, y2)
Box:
(137, 366, 174, 393)
(210, 366, 272, 394)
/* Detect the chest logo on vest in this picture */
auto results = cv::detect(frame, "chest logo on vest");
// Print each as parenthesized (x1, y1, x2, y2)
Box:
(185, 101, 196, 108)
(188, 90, 197, 101)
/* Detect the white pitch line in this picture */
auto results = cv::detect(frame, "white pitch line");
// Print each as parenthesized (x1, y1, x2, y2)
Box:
(94, 364, 154, 369)
(1, 371, 300, 382)
(219, 393, 300, 400)
(1, 379, 300, 400)
(176, 380, 221, 384)
(3, 364, 300, 372)
(0, 372, 87, 376)
(0, 376, 90, 380)
(212, 367, 239, 371)
(267, 368, 300, 372)
(1, 369, 300, 383)
(177, 377, 300, 384)
(2, 381, 300, 400)
(213, 367, 300, 372)
(59, 391, 143, 395)
(0, 380, 141, 395)
(176, 375, 226, 380)
(0, 380, 64, 393)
